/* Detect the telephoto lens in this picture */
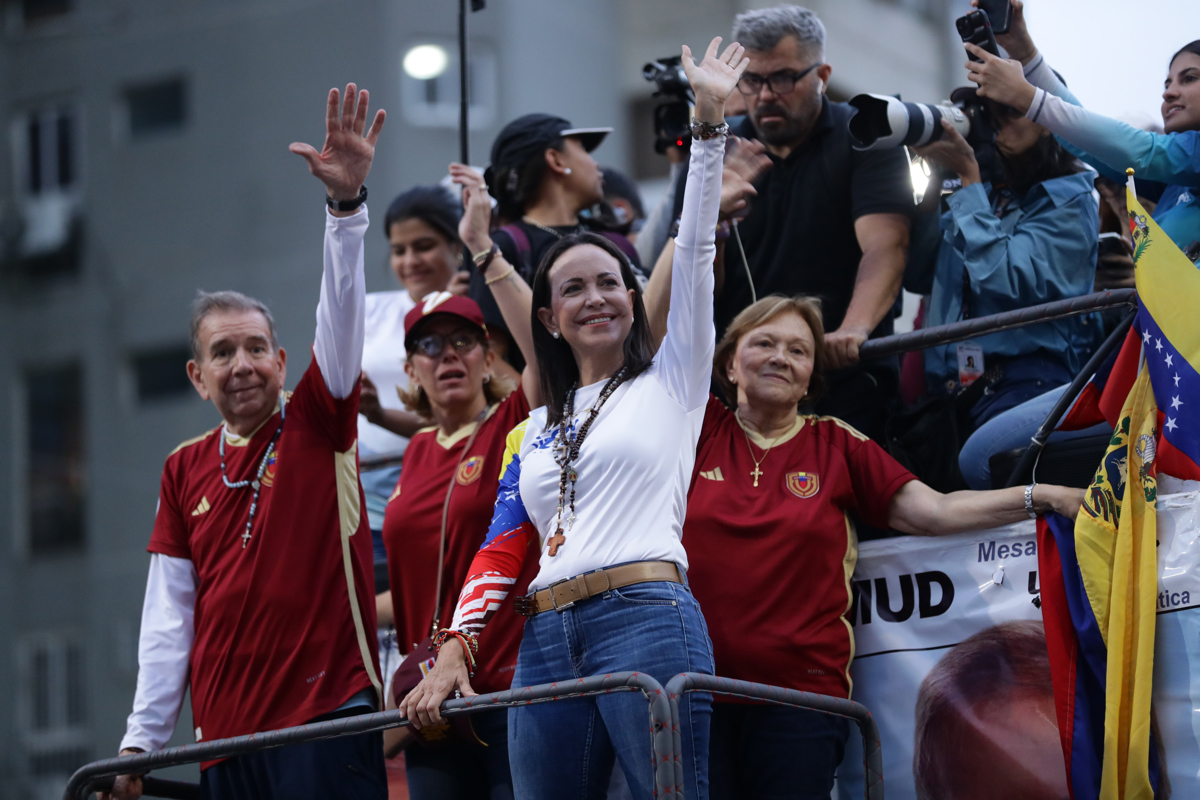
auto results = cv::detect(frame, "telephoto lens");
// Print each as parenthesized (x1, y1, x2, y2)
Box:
(847, 94, 971, 150)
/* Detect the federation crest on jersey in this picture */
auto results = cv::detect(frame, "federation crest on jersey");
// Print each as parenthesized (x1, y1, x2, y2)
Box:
(786, 471, 818, 498)
(260, 448, 280, 487)
(456, 455, 485, 486)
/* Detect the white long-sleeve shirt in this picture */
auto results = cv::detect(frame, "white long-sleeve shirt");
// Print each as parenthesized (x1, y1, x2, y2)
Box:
(120, 206, 369, 753)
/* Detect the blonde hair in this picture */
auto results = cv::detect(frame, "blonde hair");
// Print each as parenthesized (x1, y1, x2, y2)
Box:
(713, 295, 827, 405)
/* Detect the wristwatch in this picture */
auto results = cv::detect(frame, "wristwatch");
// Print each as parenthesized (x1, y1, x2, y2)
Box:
(326, 185, 368, 212)
(690, 118, 729, 141)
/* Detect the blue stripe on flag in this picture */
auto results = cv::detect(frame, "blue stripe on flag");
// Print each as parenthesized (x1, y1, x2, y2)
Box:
(1137, 307, 1200, 467)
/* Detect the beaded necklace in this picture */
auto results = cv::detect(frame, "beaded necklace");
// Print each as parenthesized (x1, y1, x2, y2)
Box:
(219, 399, 285, 549)
(548, 367, 628, 557)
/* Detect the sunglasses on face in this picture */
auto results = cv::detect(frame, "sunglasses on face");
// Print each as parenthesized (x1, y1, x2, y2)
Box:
(411, 329, 483, 359)
(737, 62, 823, 96)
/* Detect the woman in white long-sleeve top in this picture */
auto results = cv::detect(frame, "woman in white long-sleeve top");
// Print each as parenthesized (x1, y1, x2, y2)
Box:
(398, 37, 748, 800)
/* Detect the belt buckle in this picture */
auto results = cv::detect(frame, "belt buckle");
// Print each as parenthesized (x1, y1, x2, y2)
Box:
(549, 575, 580, 613)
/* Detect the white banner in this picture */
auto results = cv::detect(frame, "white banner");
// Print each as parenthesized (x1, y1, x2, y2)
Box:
(837, 491, 1200, 800)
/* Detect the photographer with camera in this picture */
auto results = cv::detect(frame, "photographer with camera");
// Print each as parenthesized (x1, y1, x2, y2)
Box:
(909, 81, 1097, 487)
(714, 5, 914, 445)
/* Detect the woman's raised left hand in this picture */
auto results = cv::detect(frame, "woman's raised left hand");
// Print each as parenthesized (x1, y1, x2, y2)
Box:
(682, 37, 751, 123)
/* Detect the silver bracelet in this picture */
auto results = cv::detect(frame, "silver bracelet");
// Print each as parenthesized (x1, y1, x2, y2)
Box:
(1024, 483, 1038, 519)
(690, 118, 729, 140)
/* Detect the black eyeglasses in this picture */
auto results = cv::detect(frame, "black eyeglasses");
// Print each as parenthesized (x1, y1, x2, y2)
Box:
(412, 330, 483, 359)
(737, 63, 823, 96)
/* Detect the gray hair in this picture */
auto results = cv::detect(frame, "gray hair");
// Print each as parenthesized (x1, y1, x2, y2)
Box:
(733, 5, 826, 58)
(190, 290, 279, 361)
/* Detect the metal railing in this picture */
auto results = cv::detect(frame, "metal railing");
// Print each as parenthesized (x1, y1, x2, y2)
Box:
(858, 289, 1136, 360)
(66, 671, 879, 800)
(65, 672, 675, 800)
(665, 673, 883, 800)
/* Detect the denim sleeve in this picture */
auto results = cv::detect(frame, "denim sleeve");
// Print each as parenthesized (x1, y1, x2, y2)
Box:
(946, 182, 1098, 304)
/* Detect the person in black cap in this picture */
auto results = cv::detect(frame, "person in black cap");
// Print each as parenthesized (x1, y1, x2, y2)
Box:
(464, 114, 645, 366)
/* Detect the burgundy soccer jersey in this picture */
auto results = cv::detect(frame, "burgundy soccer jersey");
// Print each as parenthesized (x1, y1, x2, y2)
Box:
(683, 395, 915, 699)
(382, 388, 538, 696)
(149, 359, 380, 758)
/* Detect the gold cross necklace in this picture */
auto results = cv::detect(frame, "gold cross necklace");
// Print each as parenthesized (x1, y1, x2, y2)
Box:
(738, 413, 785, 488)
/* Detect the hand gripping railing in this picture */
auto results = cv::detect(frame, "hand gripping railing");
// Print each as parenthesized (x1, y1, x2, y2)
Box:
(65, 671, 676, 800)
(664, 673, 884, 800)
(858, 289, 1136, 360)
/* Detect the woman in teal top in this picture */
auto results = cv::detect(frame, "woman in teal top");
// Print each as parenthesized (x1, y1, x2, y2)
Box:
(968, 1, 1200, 254)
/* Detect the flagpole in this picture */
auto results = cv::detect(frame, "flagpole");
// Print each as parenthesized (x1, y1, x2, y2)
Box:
(458, 0, 469, 165)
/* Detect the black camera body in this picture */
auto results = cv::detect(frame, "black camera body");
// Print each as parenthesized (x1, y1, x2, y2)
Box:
(643, 57, 695, 154)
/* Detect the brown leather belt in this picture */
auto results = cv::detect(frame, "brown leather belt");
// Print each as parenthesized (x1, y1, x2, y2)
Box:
(513, 561, 684, 617)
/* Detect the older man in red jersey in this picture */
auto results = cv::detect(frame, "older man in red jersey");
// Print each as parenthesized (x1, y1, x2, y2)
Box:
(104, 84, 387, 800)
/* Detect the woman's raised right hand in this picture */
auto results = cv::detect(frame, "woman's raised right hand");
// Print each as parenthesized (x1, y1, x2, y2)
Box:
(681, 37, 751, 124)
(398, 638, 477, 728)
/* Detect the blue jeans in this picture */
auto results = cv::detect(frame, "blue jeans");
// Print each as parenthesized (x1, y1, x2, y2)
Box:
(709, 703, 850, 800)
(959, 383, 1112, 489)
(405, 708, 513, 800)
(508, 576, 715, 800)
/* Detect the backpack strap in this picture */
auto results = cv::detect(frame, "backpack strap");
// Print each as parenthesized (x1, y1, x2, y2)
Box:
(497, 224, 533, 274)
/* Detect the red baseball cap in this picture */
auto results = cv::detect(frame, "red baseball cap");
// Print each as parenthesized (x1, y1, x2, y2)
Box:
(404, 292, 488, 351)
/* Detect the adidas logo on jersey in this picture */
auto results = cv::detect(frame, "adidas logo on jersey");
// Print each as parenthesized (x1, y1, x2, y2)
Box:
(699, 467, 724, 481)
(191, 496, 211, 516)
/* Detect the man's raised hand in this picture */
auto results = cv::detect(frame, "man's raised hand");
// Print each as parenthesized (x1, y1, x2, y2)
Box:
(682, 37, 750, 123)
(290, 84, 386, 204)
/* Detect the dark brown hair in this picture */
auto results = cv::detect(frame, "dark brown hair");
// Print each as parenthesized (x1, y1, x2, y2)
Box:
(1169, 40, 1200, 70)
(531, 232, 654, 425)
(713, 295, 828, 407)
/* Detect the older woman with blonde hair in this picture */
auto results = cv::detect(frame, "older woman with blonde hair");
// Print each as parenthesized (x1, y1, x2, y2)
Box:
(639, 254, 1085, 797)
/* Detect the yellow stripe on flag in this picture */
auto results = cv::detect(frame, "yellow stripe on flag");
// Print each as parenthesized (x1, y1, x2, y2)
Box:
(1074, 363, 1159, 800)
(1128, 189, 1200, 374)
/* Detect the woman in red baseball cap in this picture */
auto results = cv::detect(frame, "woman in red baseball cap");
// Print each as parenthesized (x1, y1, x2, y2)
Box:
(379, 290, 539, 799)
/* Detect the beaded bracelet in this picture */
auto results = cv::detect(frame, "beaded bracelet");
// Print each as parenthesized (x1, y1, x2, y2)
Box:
(433, 628, 479, 676)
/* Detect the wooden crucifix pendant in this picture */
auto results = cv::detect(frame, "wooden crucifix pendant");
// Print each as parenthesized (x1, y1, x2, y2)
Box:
(547, 528, 566, 557)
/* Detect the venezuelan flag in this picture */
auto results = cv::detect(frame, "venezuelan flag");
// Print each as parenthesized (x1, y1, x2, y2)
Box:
(1036, 183, 1199, 799)
(1039, 362, 1160, 800)
(1127, 187, 1200, 481)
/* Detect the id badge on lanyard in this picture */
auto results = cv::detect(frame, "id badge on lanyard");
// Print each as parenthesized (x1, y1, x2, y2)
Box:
(957, 343, 984, 387)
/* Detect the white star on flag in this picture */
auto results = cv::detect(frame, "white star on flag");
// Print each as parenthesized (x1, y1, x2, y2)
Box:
(1144, 330, 1153, 344)
(1166, 417, 1179, 433)
(1156, 338, 1164, 352)
(1176, 373, 1183, 387)
(1166, 353, 1175, 368)
(1172, 396, 1184, 410)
